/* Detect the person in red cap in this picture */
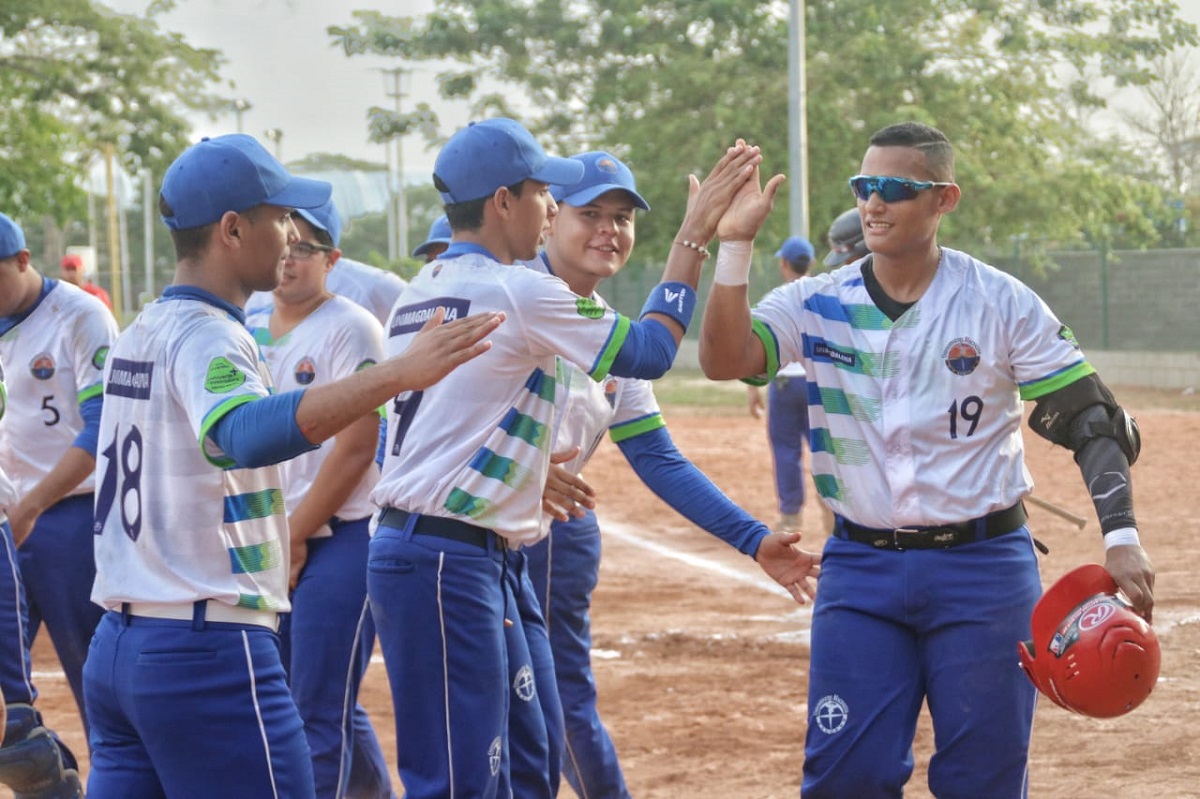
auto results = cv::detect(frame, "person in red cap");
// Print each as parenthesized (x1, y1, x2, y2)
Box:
(59, 254, 114, 312)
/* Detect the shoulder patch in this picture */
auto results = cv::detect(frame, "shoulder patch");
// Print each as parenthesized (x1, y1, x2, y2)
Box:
(575, 297, 605, 320)
(355, 358, 377, 372)
(1058, 325, 1080, 349)
(92, 345, 110, 370)
(204, 356, 248, 393)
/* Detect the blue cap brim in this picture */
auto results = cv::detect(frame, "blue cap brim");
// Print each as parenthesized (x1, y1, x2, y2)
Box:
(265, 176, 332, 212)
(557, 184, 651, 212)
(530, 157, 586, 189)
(412, 238, 452, 258)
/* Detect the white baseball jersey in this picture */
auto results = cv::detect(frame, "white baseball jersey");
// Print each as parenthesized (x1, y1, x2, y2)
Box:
(0, 279, 117, 498)
(0, 357, 16, 513)
(751, 246, 1093, 529)
(372, 248, 632, 545)
(91, 293, 290, 613)
(247, 296, 384, 528)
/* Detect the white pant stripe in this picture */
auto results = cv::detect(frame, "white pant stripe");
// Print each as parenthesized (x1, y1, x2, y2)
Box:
(243, 631, 281, 799)
(437, 551, 455, 798)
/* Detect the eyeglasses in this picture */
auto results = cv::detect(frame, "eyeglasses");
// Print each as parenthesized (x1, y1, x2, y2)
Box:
(848, 175, 955, 203)
(288, 241, 334, 260)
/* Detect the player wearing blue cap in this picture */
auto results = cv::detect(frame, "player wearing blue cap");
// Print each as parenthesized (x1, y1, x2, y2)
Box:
(412, 215, 451, 262)
(700, 122, 1152, 797)
(0, 208, 116, 748)
(82, 133, 502, 798)
(246, 198, 396, 799)
(367, 119, 816, 798)
(0, 224, 85, 796)
(521, 152, 821, 798)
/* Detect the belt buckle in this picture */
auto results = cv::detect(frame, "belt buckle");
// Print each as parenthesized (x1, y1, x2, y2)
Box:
(891, 527, 920, 551)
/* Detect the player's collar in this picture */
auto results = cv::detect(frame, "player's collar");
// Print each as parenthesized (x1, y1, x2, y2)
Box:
(162, 285, 246, 325)
(439, 241, 500, 262)
(0, 276, 54, 337)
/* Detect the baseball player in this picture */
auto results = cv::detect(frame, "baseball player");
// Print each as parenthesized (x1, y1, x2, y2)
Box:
(59, 253, 113, 311)
(698, 121, 1153, 797)
(746, 235, 815, 533)
(0, 287, 83, 797)
(246, 197, 395, 799)
(247, 254, 406, 329)
(368, 119, 815, 799)
(822, 206, 870, 271)
(411, 215, 451, 262)
(82, 133, 502, 799)
(0, 211, 117, 739)
(522, 152, 821, 798)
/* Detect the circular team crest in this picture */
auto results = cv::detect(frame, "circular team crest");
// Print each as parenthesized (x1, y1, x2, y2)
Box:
(30, 352, 56, 380)
(812, 694, 849, 735)
(488, 737, 502, 775)
(293, 357, 316, 385)
(596, 156, 620, 174)
(513, 664, 537, 702)
(603, 377, 619, 408)
(942, 337, 981, 376)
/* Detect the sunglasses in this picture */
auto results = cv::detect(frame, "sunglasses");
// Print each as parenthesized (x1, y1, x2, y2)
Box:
(849, 175, 955, 203)
(288, 241, 334, 260)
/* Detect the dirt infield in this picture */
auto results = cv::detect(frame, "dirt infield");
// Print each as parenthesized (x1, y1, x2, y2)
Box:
(12, 382, 1199, 798)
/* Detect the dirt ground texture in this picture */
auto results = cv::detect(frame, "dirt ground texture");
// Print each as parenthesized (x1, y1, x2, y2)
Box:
(11, 383, 1199, 798)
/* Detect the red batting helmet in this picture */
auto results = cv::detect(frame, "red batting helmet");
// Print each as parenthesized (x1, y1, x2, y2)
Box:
(1018, 564, 1160, 718)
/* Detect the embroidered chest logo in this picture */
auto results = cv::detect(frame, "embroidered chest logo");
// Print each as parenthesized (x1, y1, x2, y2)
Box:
(942, 337, 981, 376)
(30, 352, 56, 380)
(294, 357, 316, 385)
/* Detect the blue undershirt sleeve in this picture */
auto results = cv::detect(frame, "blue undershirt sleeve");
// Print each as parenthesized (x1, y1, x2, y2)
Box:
(210, 390, 319, 469)
(608, 318, 678, 380)
(617, 426, 770, 557)
(72, 394, 103, 457)
(376, 414, 387, 470)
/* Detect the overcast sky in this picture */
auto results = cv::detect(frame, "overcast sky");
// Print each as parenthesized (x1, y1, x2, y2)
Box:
(105, 0, 1200, 181)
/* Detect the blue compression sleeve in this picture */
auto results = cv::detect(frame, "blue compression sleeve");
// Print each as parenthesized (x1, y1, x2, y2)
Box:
(617, 426, 770, 557)
(608, 318, 678, 380)
(210, 390, 319, 469)
(72, 394, 103, 457)
(376, 414, 387, 470)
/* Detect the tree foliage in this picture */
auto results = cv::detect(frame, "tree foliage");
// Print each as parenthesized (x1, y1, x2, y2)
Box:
(332, 0, 1197, 262)
(0, 1, 227, 223)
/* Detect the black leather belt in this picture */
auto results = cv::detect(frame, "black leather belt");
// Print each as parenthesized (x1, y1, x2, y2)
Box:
(836, 503, 1027, 551)
(378, 507, 503, 550)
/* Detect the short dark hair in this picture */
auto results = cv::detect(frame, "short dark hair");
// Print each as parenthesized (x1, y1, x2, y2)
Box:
(442, 180, 527, 233)
(786, 255, 812, 275)
(869, 122, 955, 182)
(159, 194, 214, 260)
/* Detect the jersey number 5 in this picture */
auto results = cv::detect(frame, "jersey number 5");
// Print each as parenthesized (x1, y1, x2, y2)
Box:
(947, 395, 984, 439)
(94, 424, 144, 541)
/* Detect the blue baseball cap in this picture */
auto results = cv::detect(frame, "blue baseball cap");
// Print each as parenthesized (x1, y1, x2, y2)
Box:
(412, 215, 452, 258)
(295, 198, 343, 247)
(775, 236, 815, 265)
(551, 151, 651, 211)
(160, 134, 332, 231)
(0, 212, 26, 259)
(433, 118, 584, 204)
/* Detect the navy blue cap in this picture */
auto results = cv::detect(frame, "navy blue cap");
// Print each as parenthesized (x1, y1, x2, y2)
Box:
(774, 236, 815, 265)
(433, 118, 584, 204)
(551, 151, 650, 211)
(295, 198, 343, 247)
(412, 215, 452, 258)
(0, 212, 26, 259)
(160, 134, 332, 230)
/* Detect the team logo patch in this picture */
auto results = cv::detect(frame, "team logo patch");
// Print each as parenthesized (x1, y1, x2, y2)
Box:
(813, 694, 849, 735)
(355, 358, 377, 372)
(595, 156, 619, 174)
(204, 356, 247, 393)
(603, 377, 619, 408)
(513, 664, 537, 702)
(30, 353, 55, 380)
(942, 337, 981, 376)
(92, 345, 110, 370)
(294, 357, 316, 385)
(1058, 325, 1081, 349)
(432, 263, 443, 278)
(575, 297, 605, 320)
(488, 737, 502, 776)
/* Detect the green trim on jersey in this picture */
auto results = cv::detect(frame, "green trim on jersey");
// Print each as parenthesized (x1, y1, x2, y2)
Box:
(813, 473, 844, 502)
(444, 487, 493, 519)
(741, 319, 781, 388)
(1019, 361, 1096, 401)
(810, 428, 872, 466)
(470, 448, 531, 489)
(198, 394, 260, 468)
(224, 488, 285, 524)
(228, 538, 283, 574)
(237, 592, 281, 611)
(77, 382, 103, 404)
(1, 381, 8, 422)
(609, 412, 665, 444)
(818, 387, 883, 422)
(588, 314, 631, 382)
(500, 410, 548, 449)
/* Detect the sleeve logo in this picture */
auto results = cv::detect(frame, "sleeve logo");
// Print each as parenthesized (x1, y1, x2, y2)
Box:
(663, 287, 686, 313)
(92, 345, 110, 370)
(575, 297, 605, 320)
(204, 356, 248, 393)
(1057, 325, 1081, 349)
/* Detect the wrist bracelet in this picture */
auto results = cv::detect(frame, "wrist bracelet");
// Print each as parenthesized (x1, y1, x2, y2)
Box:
(1103, 527, 1141, 549)
(675, 239, 710, 259)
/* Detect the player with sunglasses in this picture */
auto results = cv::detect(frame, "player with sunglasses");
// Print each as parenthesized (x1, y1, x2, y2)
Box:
(699, 121, 1152, 797)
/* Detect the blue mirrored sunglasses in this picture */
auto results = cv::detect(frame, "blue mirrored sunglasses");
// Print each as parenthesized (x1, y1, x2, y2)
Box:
(849, 175, 955, 203)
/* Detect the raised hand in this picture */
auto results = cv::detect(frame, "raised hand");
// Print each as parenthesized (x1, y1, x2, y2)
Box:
(755, 530, 821, 605)
(679, 140, 764, 244)
(717, 163, 786, 243)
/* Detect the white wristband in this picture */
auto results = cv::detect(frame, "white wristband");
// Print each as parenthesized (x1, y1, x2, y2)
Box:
(1103, 527, 1141, 549)
(714, 240, 753, 286)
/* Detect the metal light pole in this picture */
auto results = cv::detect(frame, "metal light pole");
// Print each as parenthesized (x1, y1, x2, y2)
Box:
(788, 0, 810, 238)
(264, 128, 284, 161)
(232, 98, 252, 134)
(383, 68, 409, 259)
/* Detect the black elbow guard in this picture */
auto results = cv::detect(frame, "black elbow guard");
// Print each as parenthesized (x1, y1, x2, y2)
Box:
(1028, 373, 1141, 465)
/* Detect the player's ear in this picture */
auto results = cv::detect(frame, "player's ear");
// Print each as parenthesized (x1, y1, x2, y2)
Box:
(937, 183, 961, 215)
(217, 211, 242, 245)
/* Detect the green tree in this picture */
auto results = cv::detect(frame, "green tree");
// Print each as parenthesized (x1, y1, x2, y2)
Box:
(331, 0, 1197, 262)
(0, 0, 226, 225)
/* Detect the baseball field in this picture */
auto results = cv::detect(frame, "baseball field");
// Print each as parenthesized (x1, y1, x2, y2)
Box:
(11, 375, 1197, 798)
